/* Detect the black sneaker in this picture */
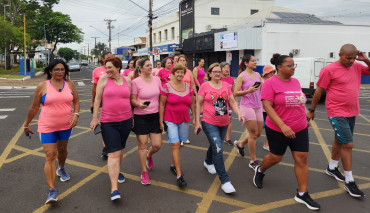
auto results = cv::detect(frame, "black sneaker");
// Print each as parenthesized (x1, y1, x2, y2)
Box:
(249, 160, 260, 170)
(177, 176, 187, 188)
(223, 139, 233, 146)
(253, 165, 265, 189)
(326, 166, 345, 182)
(233, 141, 245, 157)
(345, 181, 365, 198)
(170, 166, 177, 176)
(101, 147, 108, 160)
(294, 190, 320, 210)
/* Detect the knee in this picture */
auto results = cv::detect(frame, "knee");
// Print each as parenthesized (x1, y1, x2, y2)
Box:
(249, 130, 259, 139)
(108, 151, 121, 159)
(45, 151, 57, 162)
(342, 143, 354, 150)
(172, 143, 181, 150)
(152, 143, 162, 151)
(269, 155, 282, 164)
(295, 155, 308, 166)
(138, 142, 148, 151)
(57, 147, 67, 154)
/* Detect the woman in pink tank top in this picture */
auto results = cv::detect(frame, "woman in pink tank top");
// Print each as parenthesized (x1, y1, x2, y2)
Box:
(233, 55, 264, 170)
(90, 57, 132, 200)
(23, 59, 80, 204)
(193, 58, 205, 90)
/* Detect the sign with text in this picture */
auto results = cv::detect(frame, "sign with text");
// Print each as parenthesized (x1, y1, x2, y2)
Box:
(180, 0, 194, 46)
(220, 32, 238, 49)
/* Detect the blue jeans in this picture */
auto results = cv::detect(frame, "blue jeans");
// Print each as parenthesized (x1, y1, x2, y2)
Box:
(202, 121, 229, 184)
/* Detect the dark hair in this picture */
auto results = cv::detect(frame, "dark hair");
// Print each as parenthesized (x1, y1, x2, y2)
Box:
(105, 57, 122, 70)
(102, 51, 112, 59)
(138, 58, 150, 69)
(43, 59, 69, 80)
(196, 58, 204, 66)
(171, 64, 186, 75)
(161, 57, 172, 68)
(270, 53, 290, 71)
(172, 54, 179, 61)
(220, 62, 229, 68)
(207, 63, 220, 81)
(155, 60, 161, 64)
(126, 59, 135, 69)
(133, 57, 140, 67)
(134, 66, 141, 79)
(238, 54, 253, 74)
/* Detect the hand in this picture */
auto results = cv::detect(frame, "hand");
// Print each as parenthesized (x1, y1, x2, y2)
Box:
(90, 118, 100, 131)
(70, 114, 79, 128)
(238, 114, 246, 126)
(192, 118, 196, 128)
(160, 121, 164, 131)
(247, 85, 259, 93)
(280, 124, 296, 139)
(139, 102, 148, 109)
(306, 111, 315, 121)
(24, 127, 34, 137)
(356, 51, 368, 61)
(194, 122, 202, 135)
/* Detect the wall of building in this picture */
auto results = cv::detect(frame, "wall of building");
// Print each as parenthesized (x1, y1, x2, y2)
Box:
(147, 12, 180, 47)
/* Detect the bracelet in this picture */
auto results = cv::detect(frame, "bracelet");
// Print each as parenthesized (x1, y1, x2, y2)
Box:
(74, 113, 80, 116)
(24, 126, 29, 129)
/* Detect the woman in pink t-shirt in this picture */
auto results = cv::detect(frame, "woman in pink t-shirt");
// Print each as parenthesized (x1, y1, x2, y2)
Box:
(254, 54, 320, 210)
(194, 63, 244, 194)
(220, 62, 235, 146)
(233, 54, 263, 170)
(152, 60, 162, 76)
(159, 64, 196, 187)
(157, 57, 172, 87)
(90, 57, 132, 201)
(193, 58, 205, 91)
(131, 58, 162, 185)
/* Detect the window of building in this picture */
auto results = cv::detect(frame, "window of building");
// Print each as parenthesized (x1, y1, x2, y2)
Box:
(153, 33, 156, 43)
(171, 27, 175, 40)
(164, 29, 168, 41)
(211, 7, 219, 15)
(159, 31, 162, 42)
(251, 9, 258, 15)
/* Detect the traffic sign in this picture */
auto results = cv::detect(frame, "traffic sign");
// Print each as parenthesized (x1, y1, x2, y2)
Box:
(154, 48, 161, 55)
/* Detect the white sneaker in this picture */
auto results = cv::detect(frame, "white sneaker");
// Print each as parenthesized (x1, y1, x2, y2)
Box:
(221, 181, 236, 194)
(180, 141, 184, 147)
(203, 162, 216, 174)
(183, 139, 190, 144)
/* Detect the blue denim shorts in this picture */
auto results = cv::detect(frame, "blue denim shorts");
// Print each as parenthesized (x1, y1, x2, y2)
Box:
(164, 121, 189, 143)
(39, 128, 72, 144)
(328, 116, 356, 144)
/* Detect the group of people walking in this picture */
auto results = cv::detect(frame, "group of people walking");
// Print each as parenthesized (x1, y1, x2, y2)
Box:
(23, 43, 369, 210)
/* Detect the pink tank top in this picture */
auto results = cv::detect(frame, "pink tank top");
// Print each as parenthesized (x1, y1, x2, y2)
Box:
(38, 80, 73, 133)
(196, 67, 205, 85)
(183, 69, 191, 84)
(100, 76, 132, 122)
(240, 71, 262, 108)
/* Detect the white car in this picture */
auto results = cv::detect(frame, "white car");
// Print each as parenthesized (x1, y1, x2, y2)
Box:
(68, 61, 81, 72)
(120, 60, 129, 74)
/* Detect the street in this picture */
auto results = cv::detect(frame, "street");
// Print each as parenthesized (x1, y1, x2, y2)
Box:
(0, 65, 370, 213)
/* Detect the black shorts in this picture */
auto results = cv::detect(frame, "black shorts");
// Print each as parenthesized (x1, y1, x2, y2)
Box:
(265, 126, 309, 156)
(263, 112, 267, 121)
(101, 118, 132, 153)
(133, 113, 162, 135)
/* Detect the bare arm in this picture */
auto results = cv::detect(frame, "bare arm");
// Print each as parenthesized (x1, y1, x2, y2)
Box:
(189, 70, 198, 96)
(193, 67, 200, 87)
(90, 76, 107, 130)
(68, 81, 80, 128)
(233, 74, 258, 97)
(190, 94, 196, 127)
(194, 95, 204, 134)
(306, 86, 325, 121)
(159, 95, 167, 130)
(229, 94, 245, 125)
(91, 83, 97, 110)
(23, 82, 45, 136)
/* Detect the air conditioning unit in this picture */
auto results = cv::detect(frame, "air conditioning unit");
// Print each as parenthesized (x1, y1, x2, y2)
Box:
(206, 25, 212, 30)
(291, 49, 300, 55)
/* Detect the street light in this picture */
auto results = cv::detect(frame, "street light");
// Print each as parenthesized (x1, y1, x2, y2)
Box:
(3, 5, 10, 70)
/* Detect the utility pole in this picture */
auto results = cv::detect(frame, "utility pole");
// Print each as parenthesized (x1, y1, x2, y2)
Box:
(86, 43, 90, 56)
(104, 19, 116, 52)
(149, 0, 153, 62)
(91, 36, 99, 48)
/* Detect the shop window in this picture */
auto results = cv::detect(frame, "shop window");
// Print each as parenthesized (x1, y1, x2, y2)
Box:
(171, 27, 175, 40)
(211, 7, 219, 15)
(251, 9, 258, 15)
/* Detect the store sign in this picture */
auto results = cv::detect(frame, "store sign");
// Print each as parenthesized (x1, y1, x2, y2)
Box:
(220, 32, 238, 49)
(180, 0, 194, 46)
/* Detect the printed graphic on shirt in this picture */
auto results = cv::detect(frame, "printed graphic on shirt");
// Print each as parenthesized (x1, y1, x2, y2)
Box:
(284, 91, 306, 107)
(211, 91, 228, 116)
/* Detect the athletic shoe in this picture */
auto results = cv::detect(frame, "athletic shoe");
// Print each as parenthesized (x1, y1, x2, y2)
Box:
(110, 190, 121, 201)
(146, 151, 154, 170)
(221, 181, 236, 193)
(253, 165, 265, 189)
(294, 191, 320, 210)
(223, 139, 233, 146)
(101, 147, 108, 160)
(170, 166, 177, 176)
(141, 171, 151, 185)
(56, 167, 70, 182)
(233, 141, 245, 157)
(249, 160, 260, 170)
(325, 166, 345, 182)
(180, 141, 184, 147)
(118, 173, 125, 183)
(45, 188, 58, 204)
(203, 161, 217, 174)
(345, 181, 365, 197)
(262, 145, 270, 152)
(183, 139, 190, 144)
(177, 176, 187, 188)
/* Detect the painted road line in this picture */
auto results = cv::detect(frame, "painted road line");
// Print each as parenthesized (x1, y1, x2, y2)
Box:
(319, 127, 370, 137)
(359, 113, 370, 123)
(0, 96, 30, 98)
(0, 115, 8, 119)
(0, 108, 15, 111)
(0, 124, 24, 169)
(77, 81, 85, 86)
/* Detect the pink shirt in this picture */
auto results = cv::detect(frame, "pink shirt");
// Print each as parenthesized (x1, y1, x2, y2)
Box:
(161, 82, 193, 123)
(199, 82, 232, 126)
(317, 61, 370, 117)
(240, 71, 262, 108)
(100, 77, 132, 123)
(152, 68, 162, 76)
(132, 76, 161, 115)
(123, 68, 134, 77)
(157, 68, 172, 87)
(183, 69, 191, 84)
(196, 67, 205, 85)
(92, 66, 106, 84)
(38, 80, 73, 133)
(221, 76, 234, 90)
(261, 76, 307, 133)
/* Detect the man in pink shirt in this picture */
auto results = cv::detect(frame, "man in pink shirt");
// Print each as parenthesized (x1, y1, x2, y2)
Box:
(91, 51, 113, 159)
(307, 44, 370, 198)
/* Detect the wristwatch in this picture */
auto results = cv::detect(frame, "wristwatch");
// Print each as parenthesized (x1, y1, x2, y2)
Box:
(308, 109, 315, 113)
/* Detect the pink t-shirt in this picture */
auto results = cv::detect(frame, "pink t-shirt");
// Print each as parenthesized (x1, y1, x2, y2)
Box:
(161, 82, 193, 123)
(240, 71, 262, 108)
(152, 68, 161, 76)
(92, 66, 106, 84)
(221, 76, 234, 90)
(123, 68, 134, 77)
(198, 82, 232, 126)
(100, 77, 132, 122)
(157, 68, 172, 87)
(261, 76, 307, 133)
(317, 61, 370, 117)
(131, 76, 161, 115)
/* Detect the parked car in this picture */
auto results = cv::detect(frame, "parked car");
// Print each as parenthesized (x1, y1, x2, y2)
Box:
(68, 61, 81, 72)
(81, 60, 88, 66)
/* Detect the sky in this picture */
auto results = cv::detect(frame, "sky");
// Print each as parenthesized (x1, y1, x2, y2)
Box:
(53, 0, 370, 54)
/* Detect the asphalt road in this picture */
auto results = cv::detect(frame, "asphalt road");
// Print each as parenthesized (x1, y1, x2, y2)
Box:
(0, 65, 370, 213)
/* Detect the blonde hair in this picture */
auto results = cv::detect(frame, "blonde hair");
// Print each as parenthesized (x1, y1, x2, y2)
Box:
(207, 63, 220, 81)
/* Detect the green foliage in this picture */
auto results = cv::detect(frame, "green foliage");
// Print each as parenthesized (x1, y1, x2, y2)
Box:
(0, 18, 29, 54)
(57, 47, 75, 62)
(91, 42, 108, 58)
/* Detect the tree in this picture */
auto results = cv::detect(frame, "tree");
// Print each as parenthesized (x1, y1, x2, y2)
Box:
(91, 42, 108, 58)
(57, 47, 74, 62)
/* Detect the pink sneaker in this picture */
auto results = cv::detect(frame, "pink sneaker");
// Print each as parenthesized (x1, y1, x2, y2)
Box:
(141, 171, 150, 185)
(146, 151, 154, 169)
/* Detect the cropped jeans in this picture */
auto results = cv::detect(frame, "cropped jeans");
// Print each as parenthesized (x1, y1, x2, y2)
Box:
(202, 121, 229, 184)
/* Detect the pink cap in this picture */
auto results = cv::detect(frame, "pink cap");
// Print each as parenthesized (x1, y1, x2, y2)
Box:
(262, 65, 275, 77)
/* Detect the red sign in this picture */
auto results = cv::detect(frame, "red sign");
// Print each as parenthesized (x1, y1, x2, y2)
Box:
(154, 48, 161, 55)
